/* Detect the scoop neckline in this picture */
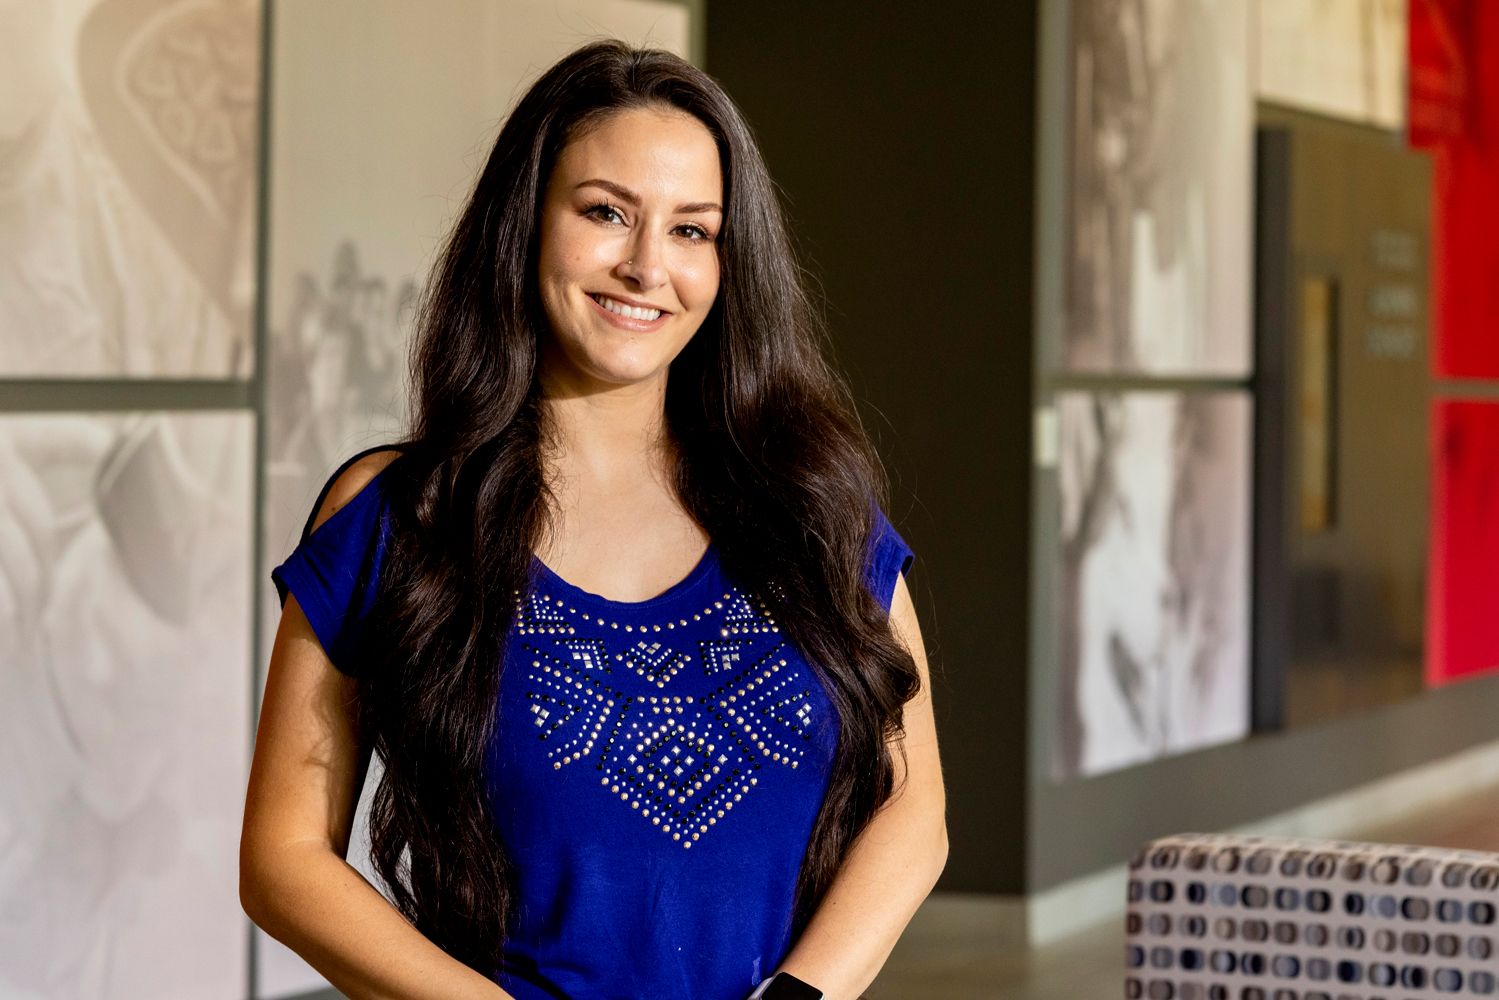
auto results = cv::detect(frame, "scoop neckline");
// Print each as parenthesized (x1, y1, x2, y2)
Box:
(528, 540, 719, 611)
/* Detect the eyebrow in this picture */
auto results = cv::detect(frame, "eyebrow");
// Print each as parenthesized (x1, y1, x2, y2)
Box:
(574, 178, 722, 215)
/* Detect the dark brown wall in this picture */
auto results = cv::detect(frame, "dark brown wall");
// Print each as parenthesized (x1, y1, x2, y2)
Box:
(705, 1, 1039, 893)
(707, 2, 1499, 903)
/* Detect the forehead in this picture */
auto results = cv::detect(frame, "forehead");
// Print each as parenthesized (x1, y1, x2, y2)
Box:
(553, 106, 721, 198)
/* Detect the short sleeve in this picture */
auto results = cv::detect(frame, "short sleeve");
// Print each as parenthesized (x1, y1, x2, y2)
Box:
(270, 464, 393, 677)
(863, 504, 915, 613)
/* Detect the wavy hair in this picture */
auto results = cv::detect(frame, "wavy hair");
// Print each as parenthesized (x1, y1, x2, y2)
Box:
(357, 39, 920, 976)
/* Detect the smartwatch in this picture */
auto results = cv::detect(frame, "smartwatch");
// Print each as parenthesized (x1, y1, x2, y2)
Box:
(748, 971, 823, 999)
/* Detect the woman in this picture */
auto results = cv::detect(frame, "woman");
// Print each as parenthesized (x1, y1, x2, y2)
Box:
(240, 40, 946, 1000)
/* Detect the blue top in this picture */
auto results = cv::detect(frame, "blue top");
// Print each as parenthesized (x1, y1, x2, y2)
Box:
(270, 455, 915, 1000)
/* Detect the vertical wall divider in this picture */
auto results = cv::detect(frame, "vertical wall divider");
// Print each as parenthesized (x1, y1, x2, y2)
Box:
(1252, 126, 1291, 734)
(247, 2, 276, 997)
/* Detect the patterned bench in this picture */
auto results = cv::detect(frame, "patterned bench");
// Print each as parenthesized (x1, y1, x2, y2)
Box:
(1126, 833, 1499, 999)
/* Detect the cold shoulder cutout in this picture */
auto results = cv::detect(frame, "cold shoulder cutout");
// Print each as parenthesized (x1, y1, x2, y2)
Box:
(270, 446, 404, 677)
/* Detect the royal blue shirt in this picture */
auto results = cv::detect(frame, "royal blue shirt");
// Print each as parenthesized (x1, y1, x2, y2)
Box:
(270, 456, 914, 1000)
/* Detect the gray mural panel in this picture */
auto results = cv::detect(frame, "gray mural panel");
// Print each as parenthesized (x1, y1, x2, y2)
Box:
(1062, 0, 1252, 375)
(1054, 390, 1252, 779)
(0, 411, 252, 998)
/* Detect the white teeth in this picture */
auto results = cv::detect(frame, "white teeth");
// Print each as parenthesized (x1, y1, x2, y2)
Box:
(594, 294, 661, 321)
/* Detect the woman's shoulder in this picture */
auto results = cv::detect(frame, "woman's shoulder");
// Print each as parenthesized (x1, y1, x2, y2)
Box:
(864, 499, 915, 613)
(308, 446, 406, 536)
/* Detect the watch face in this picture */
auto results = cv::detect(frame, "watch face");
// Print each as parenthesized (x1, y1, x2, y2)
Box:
(762, 973, 823, 1000)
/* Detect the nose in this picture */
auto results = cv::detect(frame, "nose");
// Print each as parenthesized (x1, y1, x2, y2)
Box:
(616, 230, 668, 290)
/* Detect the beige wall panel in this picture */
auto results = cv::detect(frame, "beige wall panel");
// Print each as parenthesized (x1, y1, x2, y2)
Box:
(1258, 0, 1407, 130)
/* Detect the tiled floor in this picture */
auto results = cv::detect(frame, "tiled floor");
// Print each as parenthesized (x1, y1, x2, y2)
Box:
(866, 780, 1499, 999)
(869, 915, 1120, 999)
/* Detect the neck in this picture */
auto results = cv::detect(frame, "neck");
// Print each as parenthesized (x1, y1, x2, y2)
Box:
(537, 368, 676, 486)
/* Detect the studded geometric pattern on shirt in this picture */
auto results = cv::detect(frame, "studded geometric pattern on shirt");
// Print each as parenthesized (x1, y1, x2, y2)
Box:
(619, 639, 690, 687)
(524, 646, 615, 767)
(512, 585, 814, 849)
(719, 590, 771, 636)
(553, 637, 614, 675)
(708, 647, 816, 769)
(601, 702, 755, 848)
(698, 638, 755, 675)
(516, 591, 575, 635)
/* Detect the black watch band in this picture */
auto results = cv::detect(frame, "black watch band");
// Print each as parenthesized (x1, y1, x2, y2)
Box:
(750, 971, 824, 1000)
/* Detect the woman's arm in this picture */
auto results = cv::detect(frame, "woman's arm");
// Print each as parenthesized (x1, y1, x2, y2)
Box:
(240, 458, 514, 1000)
(770, 573, 949, 999)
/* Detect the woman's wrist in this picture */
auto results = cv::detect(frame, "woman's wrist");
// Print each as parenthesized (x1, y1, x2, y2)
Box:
(747, 970, 824, 999)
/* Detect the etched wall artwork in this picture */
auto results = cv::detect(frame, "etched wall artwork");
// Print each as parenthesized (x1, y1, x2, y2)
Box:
(1257, 0, 1408, 130)
(258, 3, 692, 995)
(0, 412, 252, 999)
(0, 0, 259, 377)
(1055, 390, 1252, 779)
(1062, 0, 1253, 375)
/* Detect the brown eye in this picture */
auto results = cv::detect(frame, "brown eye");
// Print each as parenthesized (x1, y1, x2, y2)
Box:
(584, 203, 625, 225)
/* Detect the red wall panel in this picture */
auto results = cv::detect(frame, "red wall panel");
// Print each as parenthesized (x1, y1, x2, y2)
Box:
(1427, 400, 1499, 684)
(1412, 0, 1499, 378)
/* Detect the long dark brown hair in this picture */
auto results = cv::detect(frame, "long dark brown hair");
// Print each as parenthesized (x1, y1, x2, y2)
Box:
(357, 39, 919, 976)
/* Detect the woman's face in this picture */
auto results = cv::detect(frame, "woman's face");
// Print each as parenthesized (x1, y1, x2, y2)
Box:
(535, 105, 723, 394)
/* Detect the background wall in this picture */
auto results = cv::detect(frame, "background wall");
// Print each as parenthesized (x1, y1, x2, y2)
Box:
(1027, 0, 1499, 896)
(705, 0, 1039, 895)
(709, 0, 1499, 909)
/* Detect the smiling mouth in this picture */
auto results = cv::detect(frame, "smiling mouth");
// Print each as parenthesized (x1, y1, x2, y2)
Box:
(589, 293, 667, 321)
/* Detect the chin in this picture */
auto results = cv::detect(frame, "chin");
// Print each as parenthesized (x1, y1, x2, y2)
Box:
(589, 342, 679, 379)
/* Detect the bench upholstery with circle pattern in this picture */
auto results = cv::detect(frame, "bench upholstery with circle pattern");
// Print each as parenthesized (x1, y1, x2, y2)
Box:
(1126, 833, 1499, 1000)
